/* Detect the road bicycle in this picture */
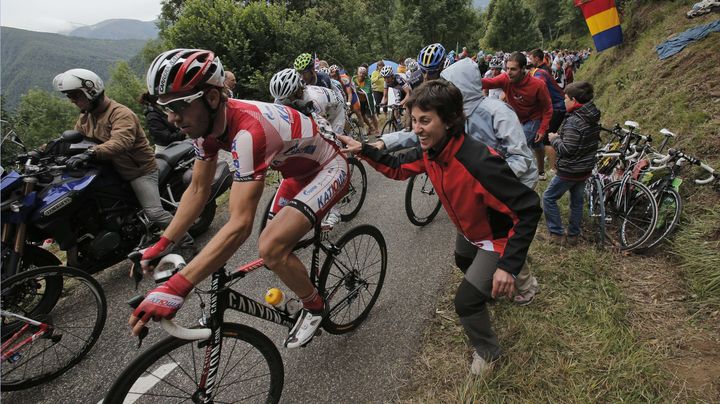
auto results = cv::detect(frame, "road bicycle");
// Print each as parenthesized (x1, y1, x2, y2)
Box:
(380, 104, 404, 135)
(105, 220, 387, 403)
(638, 147, 716, 250)
(1, 265, 107, 390)
(404, 172, 442, 227)
(598, 123, 659, 251)
(259, 157, 368, 232)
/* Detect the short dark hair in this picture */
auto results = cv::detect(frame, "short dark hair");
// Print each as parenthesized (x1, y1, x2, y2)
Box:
(508, 52, 527, 69)
(530, 49, 544, 60)
(405, 79, 465, 137)
(138, 92, 157, 106)
(565, 81, 594, 103)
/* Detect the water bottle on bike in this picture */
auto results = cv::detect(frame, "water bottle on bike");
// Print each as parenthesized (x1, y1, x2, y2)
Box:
(264, 288, 302, 317)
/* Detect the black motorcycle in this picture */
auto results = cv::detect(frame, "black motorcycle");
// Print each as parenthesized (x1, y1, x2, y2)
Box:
(1, 130, 231, 278)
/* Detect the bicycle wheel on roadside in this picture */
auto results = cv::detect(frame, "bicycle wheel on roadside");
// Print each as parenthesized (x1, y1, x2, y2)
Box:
(337, 157, 367, 222)
(586, 176, 606, 250)
(603, 179, 658, 251)
(319, 225, 387, 334)
(104, 323, 284, 404)
(405, 174, 443, 226)
(1, 266, 107, 391)
(639, 187, 682, 250)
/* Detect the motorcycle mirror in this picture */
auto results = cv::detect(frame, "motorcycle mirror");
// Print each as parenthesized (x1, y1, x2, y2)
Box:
(61, 130, 84, 144)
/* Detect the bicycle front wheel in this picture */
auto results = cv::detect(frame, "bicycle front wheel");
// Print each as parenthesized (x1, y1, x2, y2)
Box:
(640, 187, 682, 250)
(603, 179, 658, 251)
(319, 225, 387, 334)
(337, 157, 367, 222)
(381, 118, 398, 135)
(1, 266, 107, 391)
(405, 174, 443, 226)
(104, 323, 284, 404)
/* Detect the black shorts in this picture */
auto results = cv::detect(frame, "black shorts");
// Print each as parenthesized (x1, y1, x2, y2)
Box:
(544, 110, 566, 145)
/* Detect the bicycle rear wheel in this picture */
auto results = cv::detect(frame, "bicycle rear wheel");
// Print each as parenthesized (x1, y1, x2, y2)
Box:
(1, 266, 106, 391)
(319, 225, 387, 334)
(405, 174, 443, 226)
(337, 157, 367, 222)
(104, 323, 284, 404)
(603, 179, 658, 251)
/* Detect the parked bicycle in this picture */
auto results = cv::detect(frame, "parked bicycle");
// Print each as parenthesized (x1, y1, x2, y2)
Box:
(105, 220, 387, 403)
(2, 265, 107, 390)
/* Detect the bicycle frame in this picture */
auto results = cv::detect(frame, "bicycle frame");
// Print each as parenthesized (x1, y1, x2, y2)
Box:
(186, 223, 340, 399)
(1, 311, 52, 363)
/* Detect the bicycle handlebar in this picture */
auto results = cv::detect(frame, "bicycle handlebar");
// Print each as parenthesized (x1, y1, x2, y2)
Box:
(160, 319, 212, 340)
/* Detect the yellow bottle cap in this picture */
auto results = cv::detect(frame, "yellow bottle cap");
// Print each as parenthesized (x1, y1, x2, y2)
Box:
(264, 288, 283, 306)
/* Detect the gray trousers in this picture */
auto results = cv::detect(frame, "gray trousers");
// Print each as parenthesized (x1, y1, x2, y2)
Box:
(130, 170, 174, 229)
(453, 234, 533, 361)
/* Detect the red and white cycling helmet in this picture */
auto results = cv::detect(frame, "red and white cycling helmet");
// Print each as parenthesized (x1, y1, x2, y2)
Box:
(146, 49, 225, 96)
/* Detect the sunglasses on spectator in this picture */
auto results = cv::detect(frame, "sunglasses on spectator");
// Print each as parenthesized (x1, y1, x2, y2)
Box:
(156, 91, 205, 115)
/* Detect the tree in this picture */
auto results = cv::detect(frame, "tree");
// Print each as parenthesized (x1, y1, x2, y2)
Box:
(106, 61, 146, 125)
(13, 89, 78, 151)
(482, 0, 542, 51)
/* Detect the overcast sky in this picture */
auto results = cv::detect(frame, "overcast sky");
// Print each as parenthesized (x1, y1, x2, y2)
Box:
(1, 0, 162, 33)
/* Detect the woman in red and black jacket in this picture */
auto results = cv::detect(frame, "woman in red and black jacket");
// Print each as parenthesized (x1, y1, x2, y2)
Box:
(339, 80, 542, 375)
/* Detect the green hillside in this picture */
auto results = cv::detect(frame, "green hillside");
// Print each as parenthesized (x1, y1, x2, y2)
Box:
(402, 1, 720, 402)
(0, 27, 147, 109)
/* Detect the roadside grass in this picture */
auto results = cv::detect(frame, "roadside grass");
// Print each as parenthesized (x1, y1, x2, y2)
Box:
(399, 183, 692, 402)
(576, 0, 720, 311)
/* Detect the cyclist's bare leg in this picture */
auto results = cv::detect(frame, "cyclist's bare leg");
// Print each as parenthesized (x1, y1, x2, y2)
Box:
(258, 207, 315, 298)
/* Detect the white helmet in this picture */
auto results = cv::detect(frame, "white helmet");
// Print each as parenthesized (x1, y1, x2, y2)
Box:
(380, 65, 394, 78)
(318, 66, 330, 75)
(269, 68, 302, 100)
(406, 60, 419, 73)
(53, 68, 104, 100)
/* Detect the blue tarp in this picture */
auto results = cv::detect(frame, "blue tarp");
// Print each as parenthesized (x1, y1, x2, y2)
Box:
(367, 60, 399, 75)
(655, 19, 720, 59)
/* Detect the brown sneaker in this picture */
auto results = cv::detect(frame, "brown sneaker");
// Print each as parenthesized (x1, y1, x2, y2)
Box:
(549, 233, 565, 246)
(566, 234, 579, 246)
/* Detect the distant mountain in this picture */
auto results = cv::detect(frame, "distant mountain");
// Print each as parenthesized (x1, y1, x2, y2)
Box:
(473, 0, 491, 9)
(67, 19, 158, 41)
(1, 27, 147, 109)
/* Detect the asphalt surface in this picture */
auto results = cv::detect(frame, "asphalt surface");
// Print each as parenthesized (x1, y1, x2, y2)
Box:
(2, 166, 458, 404)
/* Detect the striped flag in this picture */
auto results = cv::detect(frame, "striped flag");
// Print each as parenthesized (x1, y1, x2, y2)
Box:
(574, 0, 624, 52)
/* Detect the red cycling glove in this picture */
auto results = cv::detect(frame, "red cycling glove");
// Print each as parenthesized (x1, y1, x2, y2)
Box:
(141, 236, 174, 270)
(132, 273, 194, 323)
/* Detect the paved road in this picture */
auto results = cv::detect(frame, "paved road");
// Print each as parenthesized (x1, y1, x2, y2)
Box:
(3, 167, 458, 403)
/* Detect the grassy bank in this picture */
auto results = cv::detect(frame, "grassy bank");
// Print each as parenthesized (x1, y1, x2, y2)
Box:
(400, 2, 719, 401)
(576, 0, 720, 308)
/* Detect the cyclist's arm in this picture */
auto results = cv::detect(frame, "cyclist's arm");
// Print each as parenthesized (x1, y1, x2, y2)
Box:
(381, 88, 388, 105)
(179, 180, 264, 285)
(162, 158, 216, 242)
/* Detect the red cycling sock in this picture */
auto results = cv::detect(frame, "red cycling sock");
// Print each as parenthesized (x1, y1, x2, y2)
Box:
(301, 289, 324, 313)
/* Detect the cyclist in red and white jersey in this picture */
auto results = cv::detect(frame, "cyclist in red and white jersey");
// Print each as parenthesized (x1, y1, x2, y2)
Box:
(129, 49, 349, 348)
